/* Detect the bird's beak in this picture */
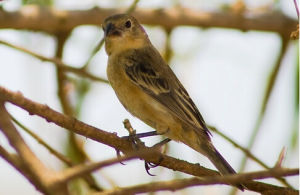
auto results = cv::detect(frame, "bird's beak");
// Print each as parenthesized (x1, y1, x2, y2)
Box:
(104, 23, 121, 37)
(104, 23, 113, 37)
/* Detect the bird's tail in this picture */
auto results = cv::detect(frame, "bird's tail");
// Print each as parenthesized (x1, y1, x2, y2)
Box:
(177, 127, 245, 190)
(204, 146, 245, 191)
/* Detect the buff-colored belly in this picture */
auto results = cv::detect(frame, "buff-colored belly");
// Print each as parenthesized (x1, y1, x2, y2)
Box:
(107, 58, 209, 155)
(107, 59, 181, 138)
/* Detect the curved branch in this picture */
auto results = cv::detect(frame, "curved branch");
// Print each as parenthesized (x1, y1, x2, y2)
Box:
(0, 40, 108, 83)
(0, 6, 297, 35)
(10, 114, 73, 166)
(208, 125, 293, 188)
(0, 101, 54, 193)
(96, 168, 299, 195)
(0, 86, 297, 194)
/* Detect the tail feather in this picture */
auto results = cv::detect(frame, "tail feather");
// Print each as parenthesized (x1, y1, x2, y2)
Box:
(206, 148, 245, 191)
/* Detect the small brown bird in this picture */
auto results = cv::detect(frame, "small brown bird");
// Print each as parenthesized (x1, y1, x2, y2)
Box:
(103, 14, 243, 190)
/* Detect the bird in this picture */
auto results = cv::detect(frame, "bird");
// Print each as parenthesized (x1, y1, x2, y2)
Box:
(103, 13, 244, 191)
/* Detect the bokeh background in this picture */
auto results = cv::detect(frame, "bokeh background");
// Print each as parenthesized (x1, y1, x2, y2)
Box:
(0, 0, 298, 194)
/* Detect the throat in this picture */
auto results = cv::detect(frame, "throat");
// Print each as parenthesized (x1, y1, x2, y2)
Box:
(105, 37, 148, 56)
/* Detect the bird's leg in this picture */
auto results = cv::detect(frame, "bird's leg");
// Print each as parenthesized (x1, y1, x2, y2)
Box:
(120, 119, 171, 175)
(116, 119, 147, 165)
(122, 119, 161, 149)
(144, 138, 172, 176)
(122, 119, 147, 149)
(151, 138, 171, 149)
(122, 130, 158, 139)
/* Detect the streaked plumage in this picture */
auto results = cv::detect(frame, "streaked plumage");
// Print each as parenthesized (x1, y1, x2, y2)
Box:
(103, 14, 244, 191)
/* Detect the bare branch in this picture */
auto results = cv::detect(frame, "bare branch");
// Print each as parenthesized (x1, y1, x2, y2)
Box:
(0, 101, 54, 193)
(0, 6, 297, 35)
(96, 168, 299, 195)
(0, 145, 46, 191)
(293, 0, 299, 19)
(54, 31, 103, 191)
(0, 86, 218, 176)
(0, 40, 109, 83)
(235, 35, 290, 184)
(0, 86, 297, 193)
(125, 0, 140, 14)
(59, 150, 152, 184)
(0, 145, 20, 169)
(10, 114, 73, 166)
(275, 147, 286, 168)
(208, 125, 293, 188)
(55, 32, 75, 116)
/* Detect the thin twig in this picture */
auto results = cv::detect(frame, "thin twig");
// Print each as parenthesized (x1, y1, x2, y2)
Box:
(0, 40, 109, 83)
(0, 86, 297, 194)
(125, 0, 140, 14)
(54, 32, 102, 191)
(55, 32, 74, 116)
(9, 114, 73, 166)
(163, 29, 173, 63)
(231, 35, 290, 195)
(274, 147, 286, 168)
(0, 101, 55, 193)
(293, 0, 299, 19)
(208, 125, 293, 188)
(0, 145, 20, 168)
(81, 38, 105, 70)
(59, 150, 152, 184)
(0, 145, 41, 190)
(95, 168, 299, 195)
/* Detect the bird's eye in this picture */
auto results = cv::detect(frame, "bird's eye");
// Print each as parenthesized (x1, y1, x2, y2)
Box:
(125, 20, 131, 28)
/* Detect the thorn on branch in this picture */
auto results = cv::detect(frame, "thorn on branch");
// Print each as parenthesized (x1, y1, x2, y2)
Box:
(274, 147, 286, 168)
(0, 86, 297, 193)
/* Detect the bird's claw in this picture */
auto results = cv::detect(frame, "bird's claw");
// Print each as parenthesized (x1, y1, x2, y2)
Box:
(144, 156, 164, 176)
(115, 149, 126, 165)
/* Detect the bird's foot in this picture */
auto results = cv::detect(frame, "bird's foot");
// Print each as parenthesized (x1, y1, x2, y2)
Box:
(144, 138, 171, 176)
(144, 158, 163, 176)
(122, 119, 146, 150)
(122, 130, 158, 139)
(118, 119, 171, 176)
(116, 119, 147, 165)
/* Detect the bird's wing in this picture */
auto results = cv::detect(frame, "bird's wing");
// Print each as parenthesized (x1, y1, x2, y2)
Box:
(124, 48, 211, 137)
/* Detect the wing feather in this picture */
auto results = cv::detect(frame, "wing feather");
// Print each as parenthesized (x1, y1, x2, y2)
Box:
(124, 48, 211, 137)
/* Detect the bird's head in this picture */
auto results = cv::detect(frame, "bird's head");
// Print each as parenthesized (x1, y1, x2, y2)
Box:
(102, 14, 150, 55)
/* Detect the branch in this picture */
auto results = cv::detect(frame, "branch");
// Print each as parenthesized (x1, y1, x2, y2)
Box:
(54, 31, 103, 191)
(235, 35, 290, 181)
(0, 145, 46, 190)
(0, 86, 297, 193)
(208, 125, 293, 188)
(0, 40, 108, 83)
(10, 114, 73, 166)
(0, 6, 296, 35)
(0, 101, 54, 193)
(59, 150, 151, 184)
(55, 32, 75, 116)
(96, 168, 299, 195)
(0, 144, 21, 170)
(293, 0, 299, 19)
(0, 86, 216, 176)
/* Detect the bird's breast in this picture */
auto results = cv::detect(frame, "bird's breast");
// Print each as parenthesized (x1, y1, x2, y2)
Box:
(107, 56, 178, 134)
